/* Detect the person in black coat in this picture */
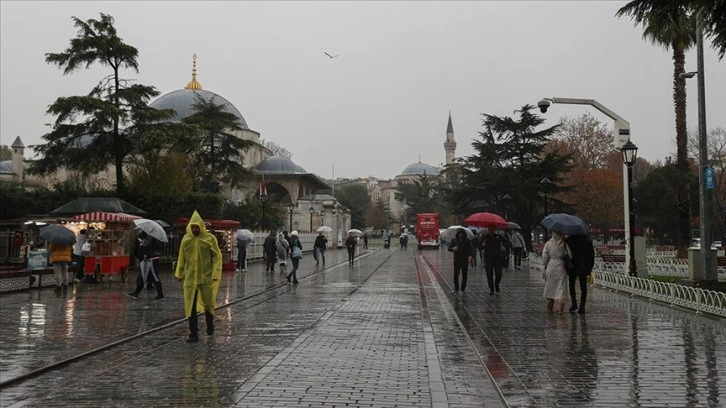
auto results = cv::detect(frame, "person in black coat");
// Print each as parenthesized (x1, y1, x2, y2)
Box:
(481, 226, 507, 295)
(564, 234, 595, 314)
(263, 230, 278, 272)
(447, 228, 475, 293)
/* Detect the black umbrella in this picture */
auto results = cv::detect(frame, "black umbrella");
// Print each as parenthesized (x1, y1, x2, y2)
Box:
(39, 225, 77, 245)
(540, 213, 589, 236)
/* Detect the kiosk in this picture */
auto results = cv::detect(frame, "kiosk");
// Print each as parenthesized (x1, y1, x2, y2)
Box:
(173, 218, 240, 271)
(69, 212, 141, 282)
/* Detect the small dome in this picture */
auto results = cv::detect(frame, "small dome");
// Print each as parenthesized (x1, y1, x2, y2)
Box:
(149, 89, 248, 128)
(0, 160, 12, 173)
(255, 155, 307, 174)
(401, 162, 438, 176)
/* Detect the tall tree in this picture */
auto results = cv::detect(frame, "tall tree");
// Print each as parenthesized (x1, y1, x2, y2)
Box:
(0, 145, 11, 161)
(394, 174, 443, 216)
(181, 95, 254, 192)
(616, 1, 697, 257)
(449, 105, 573, 249)
(334, 184, 370, 229)
(29, 13, 177, 195)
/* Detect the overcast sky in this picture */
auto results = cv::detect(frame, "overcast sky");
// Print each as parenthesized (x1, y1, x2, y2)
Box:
(2, 1, 725, 181)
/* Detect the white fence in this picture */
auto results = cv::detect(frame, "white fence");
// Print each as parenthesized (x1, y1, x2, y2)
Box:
(528, 254, 726, 318)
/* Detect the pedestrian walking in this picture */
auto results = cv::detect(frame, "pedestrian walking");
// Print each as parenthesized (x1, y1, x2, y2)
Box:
(510, 228, 526, 270)
(542, 231, 569, 315)
(345, 232, 357, 265)
(287, 231, 302, 284)
(72, 229, 87, 282)
(469, 231, 480, 267)
(314, 232, 327, 266)
(481, 226, 507, 295)
(447, 228, 475, 293)
(236, 236, 250, 272)
(174, 211, 223, 343)
(564, 234, 595, 314)
(363, 233, 368, 249)
(263, 230, 277, 272)
(127, 231, 164, 300)
(277, 232, 289, 271)
(49, 242, 72, 291)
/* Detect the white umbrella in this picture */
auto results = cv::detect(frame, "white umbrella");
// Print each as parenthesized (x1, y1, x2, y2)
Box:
(316, 226, 333, 233)
(440, 225, 474, 241)
(133, 219, 169, 242)
(236, 229, 254, 242)
(347, 229, 363, 237)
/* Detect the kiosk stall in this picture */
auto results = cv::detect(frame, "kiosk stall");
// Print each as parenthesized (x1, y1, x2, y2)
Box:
(173, 218, 240, 271)
(69, 212, 141, 282)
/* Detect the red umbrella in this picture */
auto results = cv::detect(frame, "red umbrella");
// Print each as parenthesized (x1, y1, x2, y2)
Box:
(464, 212, 508, 228)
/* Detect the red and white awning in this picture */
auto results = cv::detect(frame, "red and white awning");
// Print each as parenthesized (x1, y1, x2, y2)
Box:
(72, 212, 142, 222)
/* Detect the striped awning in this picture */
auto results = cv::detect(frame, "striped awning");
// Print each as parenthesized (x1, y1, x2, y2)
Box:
(72, 212, 142, 222)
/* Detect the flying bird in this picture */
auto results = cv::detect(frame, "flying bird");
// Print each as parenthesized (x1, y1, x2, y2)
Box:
(324, 52, 340, 59)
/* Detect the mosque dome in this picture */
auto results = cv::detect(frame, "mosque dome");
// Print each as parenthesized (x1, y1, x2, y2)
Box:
(255, 155, 307, 174)
(148, 54, 248, 128)
(0, 160, 12, 173)
(400, 161, 438, 177)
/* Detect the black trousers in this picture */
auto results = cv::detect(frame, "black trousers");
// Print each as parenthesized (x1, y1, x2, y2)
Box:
(484, 261, 502, 290)
(347, 248, 355, 264)
(237, 247, 247, 270)
(189, 289, 214, 336)
(453, 260, 469, 291)
(512, 248, 523, 267)
(133, 258, 163, 297)
(265, 252, 276, 271)
(569, 272, 589, 309)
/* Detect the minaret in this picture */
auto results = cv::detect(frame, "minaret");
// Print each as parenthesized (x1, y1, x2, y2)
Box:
(444, 111, 456, 165)
(185, 53, 203, 90)
(11, 136, 24, 181)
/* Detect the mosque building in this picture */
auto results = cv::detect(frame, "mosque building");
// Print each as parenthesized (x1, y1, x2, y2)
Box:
(1, 56, 458, 237)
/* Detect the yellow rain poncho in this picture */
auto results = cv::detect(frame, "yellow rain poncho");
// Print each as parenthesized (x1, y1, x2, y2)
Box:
(174, 211, 223, 317)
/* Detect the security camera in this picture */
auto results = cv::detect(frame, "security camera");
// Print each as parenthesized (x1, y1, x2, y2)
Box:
(537, 99, 551, 114)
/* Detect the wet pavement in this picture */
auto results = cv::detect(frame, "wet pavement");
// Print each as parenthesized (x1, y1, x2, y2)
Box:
(0, 247, 724, 407)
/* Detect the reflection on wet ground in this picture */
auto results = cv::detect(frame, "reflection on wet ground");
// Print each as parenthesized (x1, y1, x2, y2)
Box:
(0, 248, 723, 407)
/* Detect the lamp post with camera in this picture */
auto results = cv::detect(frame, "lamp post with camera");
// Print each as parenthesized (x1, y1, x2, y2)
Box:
(319, 209, 325, 229)
(680, 15, 714, 282)
(260, 188, 268, 231)
(537, 97, 633, 274)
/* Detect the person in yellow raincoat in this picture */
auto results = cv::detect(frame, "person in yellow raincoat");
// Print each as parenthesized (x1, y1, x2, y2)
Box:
(174, 211, 223, 342)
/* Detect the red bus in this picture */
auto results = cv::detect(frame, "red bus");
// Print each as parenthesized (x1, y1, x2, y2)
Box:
(416, 213, 440, 249)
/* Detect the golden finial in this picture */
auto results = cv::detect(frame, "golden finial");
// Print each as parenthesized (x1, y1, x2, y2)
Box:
(185, 53, 203, 90)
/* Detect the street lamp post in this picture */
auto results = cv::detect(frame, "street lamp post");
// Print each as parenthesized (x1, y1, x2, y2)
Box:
(621, 141, 638, 277)
(260, 189, 268, 231)
(681, 15, 713, 281)
(333, 202, 339, 248)
(502, 194, 511, 220)
(288, 202, 295, 232)
(320, 209, 325, 229)
(538, 97, 632, 273)
(309, 207, 314, 233)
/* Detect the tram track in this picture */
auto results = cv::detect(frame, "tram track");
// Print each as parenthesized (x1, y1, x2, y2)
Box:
(0, 249, 392, 390)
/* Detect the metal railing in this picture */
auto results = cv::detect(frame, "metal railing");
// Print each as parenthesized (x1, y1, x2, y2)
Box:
(529, 253, 726, 317)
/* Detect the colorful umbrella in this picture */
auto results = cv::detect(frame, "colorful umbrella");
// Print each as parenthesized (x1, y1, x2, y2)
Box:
(464, 212, 508, 228)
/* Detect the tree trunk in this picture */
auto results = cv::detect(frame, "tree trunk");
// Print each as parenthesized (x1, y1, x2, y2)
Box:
(673, 44, 690, 258)
(113, 66, 124, 196)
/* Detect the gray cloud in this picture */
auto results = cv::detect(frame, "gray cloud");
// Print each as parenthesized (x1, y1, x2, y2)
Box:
(2, 1, 724, 180)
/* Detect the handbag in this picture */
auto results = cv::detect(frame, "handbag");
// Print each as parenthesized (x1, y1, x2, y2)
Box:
(293, 246, 303, 259)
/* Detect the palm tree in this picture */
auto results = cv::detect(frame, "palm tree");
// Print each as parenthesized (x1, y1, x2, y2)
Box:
(616, 1, 698, 257)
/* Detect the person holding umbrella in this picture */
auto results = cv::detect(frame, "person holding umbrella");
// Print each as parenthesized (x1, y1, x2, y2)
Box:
(447, 228, 475, 294)
(127, 231, 164, 300)
(542, 231, 569, 314)
(481, 225, 507, 295)
(509, 226, 526, 270)
(39, 224, 76, 291)
(313, 231, 327, 266)
(345, 231, 357, 266)
(564, 234, 595, 314)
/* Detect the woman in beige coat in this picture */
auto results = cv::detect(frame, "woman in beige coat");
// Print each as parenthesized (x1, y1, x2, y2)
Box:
(541, 231, 569, 314)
